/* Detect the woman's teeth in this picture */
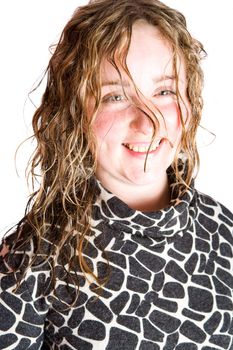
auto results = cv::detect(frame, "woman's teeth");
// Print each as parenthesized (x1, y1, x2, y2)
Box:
(124, 140, 161, 153)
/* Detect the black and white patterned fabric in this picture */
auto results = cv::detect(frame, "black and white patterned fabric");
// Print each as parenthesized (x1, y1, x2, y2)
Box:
(0, 177, 233, 349)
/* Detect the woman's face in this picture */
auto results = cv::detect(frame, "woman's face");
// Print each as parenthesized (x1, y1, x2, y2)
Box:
(92, 21, 189, 187)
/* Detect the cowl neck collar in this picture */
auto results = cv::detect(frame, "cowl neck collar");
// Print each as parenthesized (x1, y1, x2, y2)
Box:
(92, 169, 197, 240)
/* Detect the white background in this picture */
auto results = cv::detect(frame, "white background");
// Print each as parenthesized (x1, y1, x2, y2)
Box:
(0, 1, 233, 237)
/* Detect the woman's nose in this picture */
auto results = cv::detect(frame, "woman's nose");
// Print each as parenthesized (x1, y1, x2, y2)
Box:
(129, 106, 155, 135)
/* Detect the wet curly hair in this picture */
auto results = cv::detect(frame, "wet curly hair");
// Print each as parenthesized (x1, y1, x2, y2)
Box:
(4, 0, 206, 291)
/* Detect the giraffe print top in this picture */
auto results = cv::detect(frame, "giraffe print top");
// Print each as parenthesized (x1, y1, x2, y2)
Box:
(0, 179, 233, 350)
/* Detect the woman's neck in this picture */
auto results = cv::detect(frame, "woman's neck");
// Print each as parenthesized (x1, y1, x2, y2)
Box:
(97, 173, 170, 212)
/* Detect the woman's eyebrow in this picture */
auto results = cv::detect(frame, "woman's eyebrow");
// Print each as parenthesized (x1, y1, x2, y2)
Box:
(153, 75, 175, 83)
(101, 79, 131, 87)
(153, 75, 185, 85)
(101, 75, 184, 87)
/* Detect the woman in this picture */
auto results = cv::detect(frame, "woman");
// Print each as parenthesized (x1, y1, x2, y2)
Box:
(0, 0, 232, 349)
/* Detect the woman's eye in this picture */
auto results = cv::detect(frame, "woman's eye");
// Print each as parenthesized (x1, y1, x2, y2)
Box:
(152, 88, 177, 106)
(103, 94, 126, 103)
(158, 89, 176, 96)
(100, 93, 130, 112)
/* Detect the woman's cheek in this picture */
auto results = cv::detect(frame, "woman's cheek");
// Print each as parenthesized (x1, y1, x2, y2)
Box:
(93, 112, 116, 139)
(156, 102, 182, 148)
(160, 102, 181, 130)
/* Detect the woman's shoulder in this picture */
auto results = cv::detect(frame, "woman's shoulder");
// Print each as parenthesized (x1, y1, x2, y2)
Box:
(0, 228, 58, 303)
(194, 189, 232, 220)
(0, 222, 57, 276)
(193, 188, 233, 242)
(0, 229, 32, 271)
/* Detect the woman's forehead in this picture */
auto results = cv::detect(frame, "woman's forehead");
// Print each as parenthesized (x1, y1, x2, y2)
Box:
(100, 59, 175, 82)
(99, 25, 186, 88)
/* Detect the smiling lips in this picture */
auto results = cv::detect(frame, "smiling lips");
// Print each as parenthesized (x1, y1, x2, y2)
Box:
(123, 139, 162, 153)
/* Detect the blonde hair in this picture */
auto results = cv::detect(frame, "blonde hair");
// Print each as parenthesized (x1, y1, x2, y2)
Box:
(5, 0, 206, 292)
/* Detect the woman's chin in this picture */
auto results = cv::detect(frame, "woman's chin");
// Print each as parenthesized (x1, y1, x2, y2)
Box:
(122, 168, 167, 187)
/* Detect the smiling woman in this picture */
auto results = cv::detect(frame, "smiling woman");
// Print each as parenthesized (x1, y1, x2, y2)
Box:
(93, 22, 188, 210)
(0, 1, 233, 349)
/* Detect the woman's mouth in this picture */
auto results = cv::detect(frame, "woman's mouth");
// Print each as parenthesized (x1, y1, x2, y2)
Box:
(122, 139, 162, 154)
